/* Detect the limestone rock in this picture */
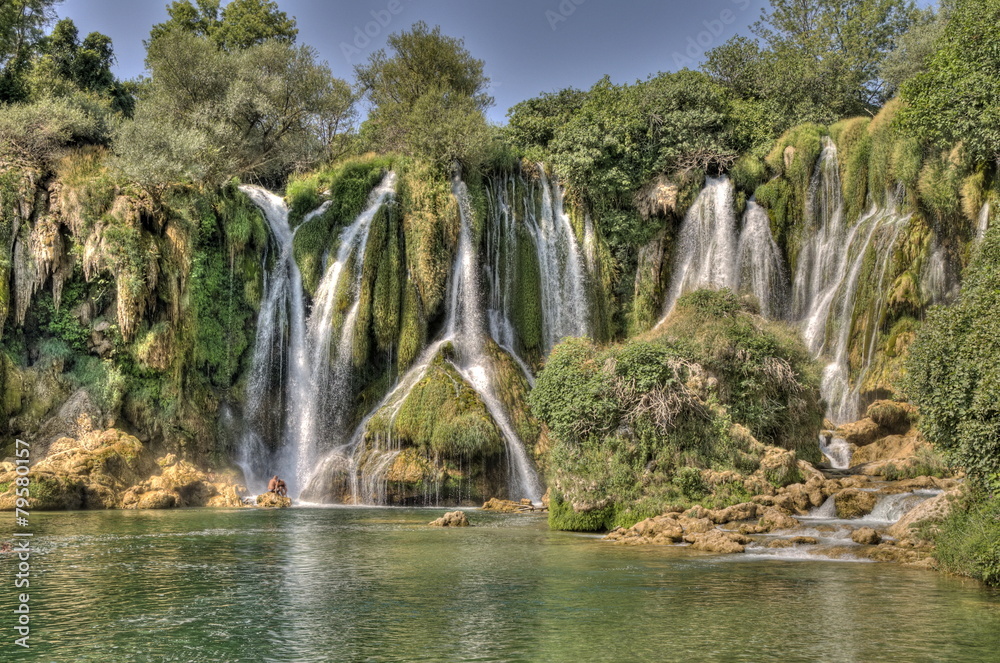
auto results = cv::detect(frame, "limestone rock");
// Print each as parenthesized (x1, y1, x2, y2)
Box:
(430, 511, 470, 527)
(136, 490, 177, 510)
(685, 529, 750, 554)
(757, 507, 799, 532)
(888, 489, 960, 541)
(834, 418, 882, 447)
(708, 502, 759, 525)
(865, 400, 917, 432)
(256, 493, 292, 508)
(851, 527, 882, 545)
(834, 489, 877, 519)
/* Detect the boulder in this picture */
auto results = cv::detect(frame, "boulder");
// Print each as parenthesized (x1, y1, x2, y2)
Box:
(834, 489, 877, 519)
(430, 511, 470, 527)
(851, 527, 882, 545)
(866, 400, 917, 433)
(256, 493, 292, 508)
(756, 507, 799, 532)
(708, 502, 759, 524)
(136, 490, 177, 510)
(834, 418, 882, 447)
(887, 489, 960, 541)
(482, 498, 524, 513)
(685, 529, 750, 554)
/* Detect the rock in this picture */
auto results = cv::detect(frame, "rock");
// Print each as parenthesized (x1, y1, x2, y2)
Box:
(834, 489, 877, 519)
(256, 493, 292, 508)
(757, 507, 799, 532)
(851, 527, 882, 545)
(429, 511, 470, 527)
(834, 418, 882, 447)
(136, 490, 177, 510)
(708, 502, 759, 524)
(482, 498, 523, 512)
(866, 400, 917, 433)
(685, 529, 750, 554)
(888, 489, 960, 541)
(851, 433, 929, 468)
(682, 505, 711, 520)
(790, 536, 819, 545)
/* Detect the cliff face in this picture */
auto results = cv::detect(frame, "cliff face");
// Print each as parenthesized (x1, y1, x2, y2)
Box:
(1, 106, 994, 510)
(1, 147, 267, 468)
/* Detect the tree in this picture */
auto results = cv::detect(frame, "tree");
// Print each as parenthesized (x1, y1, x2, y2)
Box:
(148, 0, 298, 51)
(878, 8, 946, 97)
(354, 22, 493, 166)
(905, 221, 1000, 487)
(114, 28, 355, 188)
(0, 0, 59, 102)
(899, 0, 1000, 163)
(705, 0, 920, 134)
(505, 88, 588, 162)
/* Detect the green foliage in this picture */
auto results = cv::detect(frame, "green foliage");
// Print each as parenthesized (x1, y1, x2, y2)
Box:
(355, 22, 493, 167)
(0, 0, 60, 102)
(114, 29, 355, 188)
(0, 95, 102, 163)
(934, 490, 1000, 586)
(70, 355, 127, 412)
(899, 0, 1000, 163)
(712, 0, 919, 127)
(149, 0, 298, 51)
(534, 294, 823, 531)
(371, 353, 504, 459)
(905, 220, 1000, 483)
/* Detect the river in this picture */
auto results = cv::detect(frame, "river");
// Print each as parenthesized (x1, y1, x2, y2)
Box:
(3, 507, 999, 662)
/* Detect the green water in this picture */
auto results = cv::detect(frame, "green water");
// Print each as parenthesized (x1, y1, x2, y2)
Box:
(2, 508, 999, 662)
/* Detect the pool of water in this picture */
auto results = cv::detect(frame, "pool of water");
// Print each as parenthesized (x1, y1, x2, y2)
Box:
(2, 507, 999, 662)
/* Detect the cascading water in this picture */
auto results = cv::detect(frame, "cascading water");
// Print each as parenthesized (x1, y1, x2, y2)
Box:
(534, 166, 590, 351)
(737, 200, 789, 319)
(303, 173, 547, 505)
(977, 202, 991, 241)
(661, 177, 740, 316)
(658, 176, 789, 322)
(237, 175, 396, 496)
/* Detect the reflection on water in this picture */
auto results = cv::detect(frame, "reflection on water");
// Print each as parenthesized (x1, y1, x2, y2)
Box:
(2, 508, 999, 662)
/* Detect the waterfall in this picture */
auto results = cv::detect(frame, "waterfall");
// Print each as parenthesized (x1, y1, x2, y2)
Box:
(819, 435, 852, 469)
(237, 174, 396, 496)
(534, 166, 590, 350)
(658, 177, 788, 322)
(737, 200, 788, 319)
(977, 202, 991, 241)
(303, 173, 545, 505)
(661, 176, 740, 317)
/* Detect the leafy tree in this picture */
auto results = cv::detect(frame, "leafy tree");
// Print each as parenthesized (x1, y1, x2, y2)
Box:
(505, 88, 587, 162)
(905, 221, 1000, 487)
(705, 0, 920, 136)
(355, 22, 493, 167)
(899, 0, 1000, 163)
(148, 0, 298, 51)
(878, 7, 946, 97)
(114, 28, 355, 188)
(0, 0, 59, 101)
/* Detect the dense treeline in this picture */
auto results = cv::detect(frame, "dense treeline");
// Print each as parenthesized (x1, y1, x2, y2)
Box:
(1, 0, 999, 581)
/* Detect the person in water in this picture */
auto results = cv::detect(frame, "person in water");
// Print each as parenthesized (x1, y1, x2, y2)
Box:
(276, 479, 287, 497)
(267, 475, 279, 493)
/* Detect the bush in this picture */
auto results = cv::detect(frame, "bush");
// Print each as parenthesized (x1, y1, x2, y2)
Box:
(934, 491, 1000, 586)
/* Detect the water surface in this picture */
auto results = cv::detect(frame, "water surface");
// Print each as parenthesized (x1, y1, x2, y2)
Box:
(3, 507, 998, 662)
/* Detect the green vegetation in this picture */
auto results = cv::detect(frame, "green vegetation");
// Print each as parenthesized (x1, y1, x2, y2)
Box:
(148, 0, 298, 51)
(900, 0, 1000, 163)
(532, 290, 822, 531)
(355, 22, 493, 168)
(906, 220, 1000, 487)
(934, 490, 1000, 586)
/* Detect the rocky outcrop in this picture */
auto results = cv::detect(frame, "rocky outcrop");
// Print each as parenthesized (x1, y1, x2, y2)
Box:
(0, 428, 246, 511)
(834, 489, 877, 519)
(429, 511, 470, 527)
(482, 497, 545, 513)
(851, 527, 882, 545)
(887, 489, 960, 541)
(256, 492, 292, 508)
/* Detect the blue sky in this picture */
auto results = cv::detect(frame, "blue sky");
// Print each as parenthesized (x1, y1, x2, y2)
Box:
(57, 0, 934, 123)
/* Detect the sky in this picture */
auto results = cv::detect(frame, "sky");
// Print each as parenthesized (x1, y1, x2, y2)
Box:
(56, 0, 934, 123)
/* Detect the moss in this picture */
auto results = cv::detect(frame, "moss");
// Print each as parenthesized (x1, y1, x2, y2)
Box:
(917, 152, 963, 220)
(765, 123, 826, 192)
(832, 117, 873, 222)
(397, 282, 424, 372)
(729, 154, 768, 197)
(548, 494, 615, 532)
(371, 353, 505, 459)
(510, 223, 543, 358)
